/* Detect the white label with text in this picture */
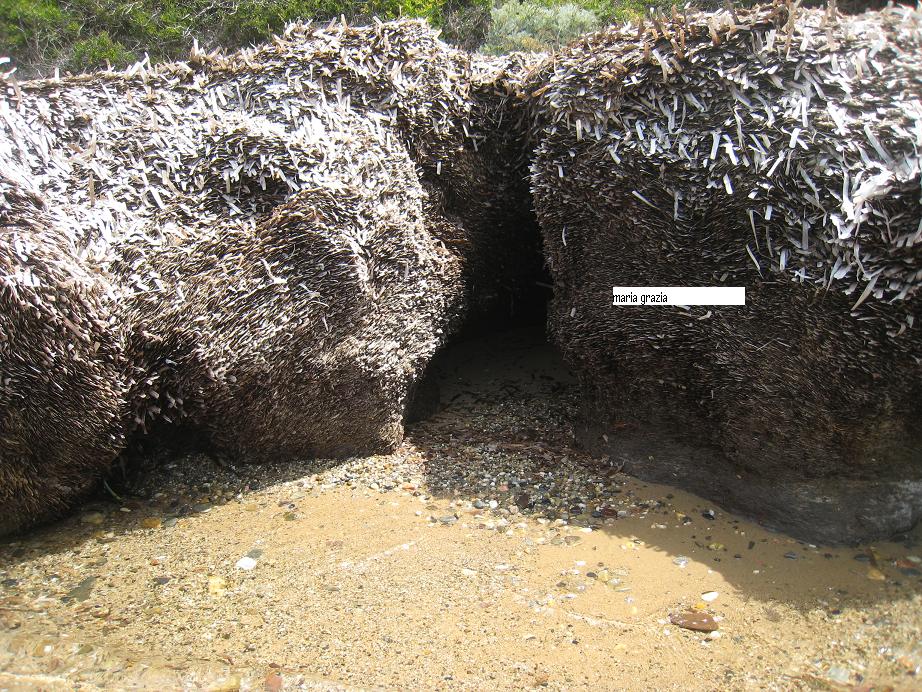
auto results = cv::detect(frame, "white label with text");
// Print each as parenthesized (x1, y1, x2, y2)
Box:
(611, 287, 745, 306)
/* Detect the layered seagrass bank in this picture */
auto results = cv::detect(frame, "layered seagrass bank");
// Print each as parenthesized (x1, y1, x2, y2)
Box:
(1, 3, 920, 543)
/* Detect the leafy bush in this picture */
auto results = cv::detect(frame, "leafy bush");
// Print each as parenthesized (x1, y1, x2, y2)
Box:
(481, 0, 600, 54)
(0, 0, 689, 75)
(69, 31, 135, 70)
(0, 0, 485, 77)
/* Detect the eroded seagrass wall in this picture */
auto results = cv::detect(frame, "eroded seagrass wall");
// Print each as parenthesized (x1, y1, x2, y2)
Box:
(0, 20, 537, 535)
(2, 7, 920, 542)
(527, 4, 922, 542)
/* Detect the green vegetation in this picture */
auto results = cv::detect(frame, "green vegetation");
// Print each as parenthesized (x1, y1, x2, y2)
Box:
(482, 0, 599, 54)
(0, 0, 681, 76)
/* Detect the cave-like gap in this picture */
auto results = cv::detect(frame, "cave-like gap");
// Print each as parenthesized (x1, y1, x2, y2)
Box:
(405, 211, 567, 426)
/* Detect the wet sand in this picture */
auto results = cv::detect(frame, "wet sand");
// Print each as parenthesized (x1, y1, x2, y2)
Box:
(1, 330, 920, 690)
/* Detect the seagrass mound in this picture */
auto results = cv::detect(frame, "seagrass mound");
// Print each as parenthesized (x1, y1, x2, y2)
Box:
(0, 20, 536, 535)
(527, 4, 922, 543)
(0, 174, 128, 536)
(114, 112, 464, 462)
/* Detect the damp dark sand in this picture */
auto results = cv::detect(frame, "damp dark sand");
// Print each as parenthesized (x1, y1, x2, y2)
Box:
(1, 329, 920, 690)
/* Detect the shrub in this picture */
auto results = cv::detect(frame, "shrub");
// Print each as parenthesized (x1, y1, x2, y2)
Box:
(68, 31, 135, 71)
(481, 0, 600, 54)
(0, 0, 492, 76)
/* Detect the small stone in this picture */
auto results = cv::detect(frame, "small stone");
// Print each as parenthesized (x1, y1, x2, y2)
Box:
(673, 556, 689, 568)
(784, 551, 798, 560)
(563, 535, 581, 546)
(906, 555, 922, 564)
(702, 510, 716, 520)
(264, 671, 283, 692)
(853, 553, 872, 562)
(707, 630, 721, 640)
(162, 518, 178, 528)
(701, 591, 719, 602)
(438, 515, 457, 526)
(707, 543, 724, 551)
(473, 500, 487, 510)
(1, 578, 18, 588)
(63, 576, 96, 603)
(236, 556, 258, 570)
(153, 577, 171, 585)
(191, 503, 212, 513)
(208, 576, 227, 595)
(867, 567, 886, 581)
(670, 610, 718, 632)
(825, 666, 850, 684)
(141, 517, 162, 529)
(207, 674, 242, 692)
(80, 511, 105, 526)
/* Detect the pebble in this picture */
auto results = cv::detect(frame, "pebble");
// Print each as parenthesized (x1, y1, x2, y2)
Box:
(439, 515, 458, 525)
(208, 576, 227, 595)
(236, 556, 258, 570)
(825, 666, 850, 684)
(208, 674, 242, 692)
(63, 576, 96, 603)
(702, 510, 716, 520)
(670, 610, 718, 632)
(701, 591, 719, 602)
(867, 567, 886, 581)
(80, 511, 105, 525)
(673, 556, 689, 568)
(141, 517, 162, 529)
(784, 551, 798, 560)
